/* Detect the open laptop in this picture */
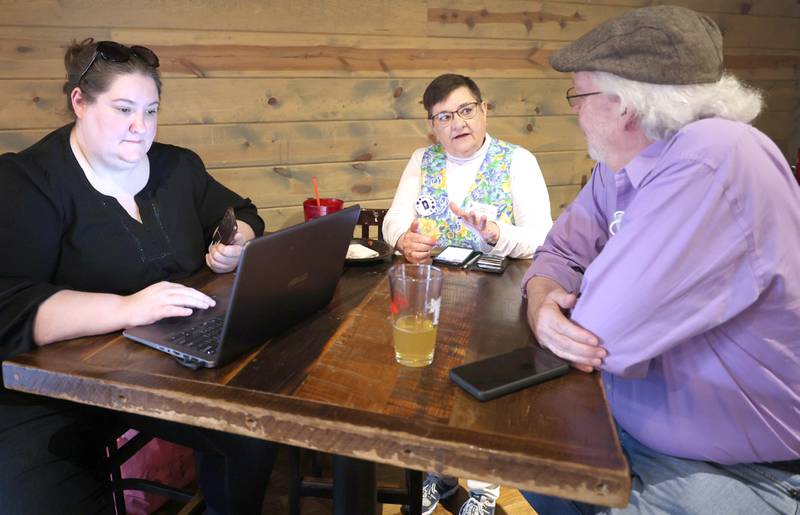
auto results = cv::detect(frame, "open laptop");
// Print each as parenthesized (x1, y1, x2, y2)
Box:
(123, 205, 360, 369)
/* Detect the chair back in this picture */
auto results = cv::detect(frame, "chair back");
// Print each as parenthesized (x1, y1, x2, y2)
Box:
(357, 208, 387, 241)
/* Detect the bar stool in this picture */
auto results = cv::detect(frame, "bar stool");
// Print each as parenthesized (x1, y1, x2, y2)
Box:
(105, 430, 204, 515)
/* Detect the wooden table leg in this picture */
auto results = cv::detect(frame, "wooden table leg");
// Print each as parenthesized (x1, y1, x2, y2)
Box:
(332, 455, 377, 515)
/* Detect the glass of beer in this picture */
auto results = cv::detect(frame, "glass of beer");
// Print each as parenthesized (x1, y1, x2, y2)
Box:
(388, 264, 443, 367)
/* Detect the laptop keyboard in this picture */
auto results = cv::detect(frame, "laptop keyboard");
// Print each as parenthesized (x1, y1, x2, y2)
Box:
(167, 317, 223, 356)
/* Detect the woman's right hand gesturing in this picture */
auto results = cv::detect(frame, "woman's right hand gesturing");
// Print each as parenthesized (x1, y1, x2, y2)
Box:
(122, 281, 216, 327)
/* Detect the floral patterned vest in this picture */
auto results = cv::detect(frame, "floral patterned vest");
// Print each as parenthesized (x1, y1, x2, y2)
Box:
(416, 138, 516, 249)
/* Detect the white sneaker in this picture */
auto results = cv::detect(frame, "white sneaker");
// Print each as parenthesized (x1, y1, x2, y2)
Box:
(458, 493, 496, 515)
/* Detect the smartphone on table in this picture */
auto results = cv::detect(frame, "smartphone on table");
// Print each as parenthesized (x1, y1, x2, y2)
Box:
(449, 346, 569, 401)
(433, 246, 481, 268)
(474, 254, 508, 274)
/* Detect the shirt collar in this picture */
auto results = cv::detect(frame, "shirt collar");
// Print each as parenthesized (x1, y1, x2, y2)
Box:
(446, 133, 492, 164)
(620, 139, 668, 188)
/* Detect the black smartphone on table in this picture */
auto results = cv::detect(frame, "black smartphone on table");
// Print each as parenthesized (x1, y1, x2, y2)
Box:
(449, 346, 569, 401)
(432, 245, 481, 268)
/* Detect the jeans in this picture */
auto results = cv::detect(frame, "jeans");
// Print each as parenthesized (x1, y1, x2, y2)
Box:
(524, 428, 800, 515)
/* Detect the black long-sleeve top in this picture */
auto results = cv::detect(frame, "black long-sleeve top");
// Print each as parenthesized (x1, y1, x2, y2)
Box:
(0, 124, 264, 360)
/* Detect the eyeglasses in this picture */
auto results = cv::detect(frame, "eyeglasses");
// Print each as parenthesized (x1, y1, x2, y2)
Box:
(429, 102, 481, 127)
(76, 41, 160, 85)
(566, 87, 602, 107)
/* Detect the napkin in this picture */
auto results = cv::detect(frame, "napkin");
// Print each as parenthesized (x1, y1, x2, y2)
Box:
(347, 243, 379, 259)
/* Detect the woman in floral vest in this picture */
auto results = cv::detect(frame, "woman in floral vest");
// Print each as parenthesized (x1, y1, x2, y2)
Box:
(383, 74, 554, 515)
(383, 74, 553, 265)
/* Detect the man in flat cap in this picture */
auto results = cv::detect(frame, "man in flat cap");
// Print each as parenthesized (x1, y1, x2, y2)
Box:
(521, 5, 800, 514)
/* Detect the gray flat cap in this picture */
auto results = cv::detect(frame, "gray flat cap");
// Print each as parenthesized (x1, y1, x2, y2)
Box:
(550, 5, 723, 84)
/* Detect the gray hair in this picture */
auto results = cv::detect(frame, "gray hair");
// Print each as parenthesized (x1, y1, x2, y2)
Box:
(590, 71, 763, 141)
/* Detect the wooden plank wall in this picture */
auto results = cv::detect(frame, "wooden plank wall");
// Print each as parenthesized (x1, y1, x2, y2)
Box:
(1, 1, 798, 231)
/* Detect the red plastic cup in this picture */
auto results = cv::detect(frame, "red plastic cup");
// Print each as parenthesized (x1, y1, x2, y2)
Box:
(303, 197, 344, 221)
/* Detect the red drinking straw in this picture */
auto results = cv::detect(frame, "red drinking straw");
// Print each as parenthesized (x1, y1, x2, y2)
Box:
(312, 176, 321, 207)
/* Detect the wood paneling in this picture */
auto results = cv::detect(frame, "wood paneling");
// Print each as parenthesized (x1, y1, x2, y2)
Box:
(626, 0, 800, 16)
(1, 1, 798, 227)
(3, 0, 797, 41)
(4, 76, 795, 131)
(426, 2, 620, 41)
(751, 81, 800, 112)
(0, 116, 587, 166)
(426, 1, 799, 49)
(0, 78, 581, 129)
(0, 0, 425, 35)
(0, 27, 566, 79)
(2, 27, 798, 81)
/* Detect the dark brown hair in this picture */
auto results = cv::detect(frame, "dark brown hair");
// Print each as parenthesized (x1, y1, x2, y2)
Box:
(61, 38, 162, 115)
(422, 74, 482, 116)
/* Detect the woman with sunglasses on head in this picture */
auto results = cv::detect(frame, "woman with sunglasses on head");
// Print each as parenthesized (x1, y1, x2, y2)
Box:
(383, 74, 553, 515)
(383, 74, 553, 269)
(0, 38, 275, 514)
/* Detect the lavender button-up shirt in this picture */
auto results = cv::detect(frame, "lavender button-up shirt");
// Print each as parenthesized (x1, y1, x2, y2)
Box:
(523, 118, 800, 464)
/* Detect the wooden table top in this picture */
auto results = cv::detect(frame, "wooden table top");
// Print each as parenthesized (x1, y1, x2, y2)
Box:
(2, 258, 629, 507)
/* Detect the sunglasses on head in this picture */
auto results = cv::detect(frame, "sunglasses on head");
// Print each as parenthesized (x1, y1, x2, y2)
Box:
(76, 41, 160, 85)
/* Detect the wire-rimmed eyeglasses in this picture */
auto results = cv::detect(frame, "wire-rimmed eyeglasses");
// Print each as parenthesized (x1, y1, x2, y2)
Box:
(566, 87, 602, 108)
(76, 41, 160, 85)
(429, 102, 481, 127)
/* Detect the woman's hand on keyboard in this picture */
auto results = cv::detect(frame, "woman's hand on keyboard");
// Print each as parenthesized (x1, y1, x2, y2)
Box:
(121, 282, 216, 327)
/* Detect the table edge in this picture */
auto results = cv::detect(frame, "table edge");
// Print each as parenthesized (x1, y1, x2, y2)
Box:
(3, 359, 630, 507)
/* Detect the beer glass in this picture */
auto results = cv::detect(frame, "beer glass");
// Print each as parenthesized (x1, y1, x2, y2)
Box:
(388, 264, 443, 367)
